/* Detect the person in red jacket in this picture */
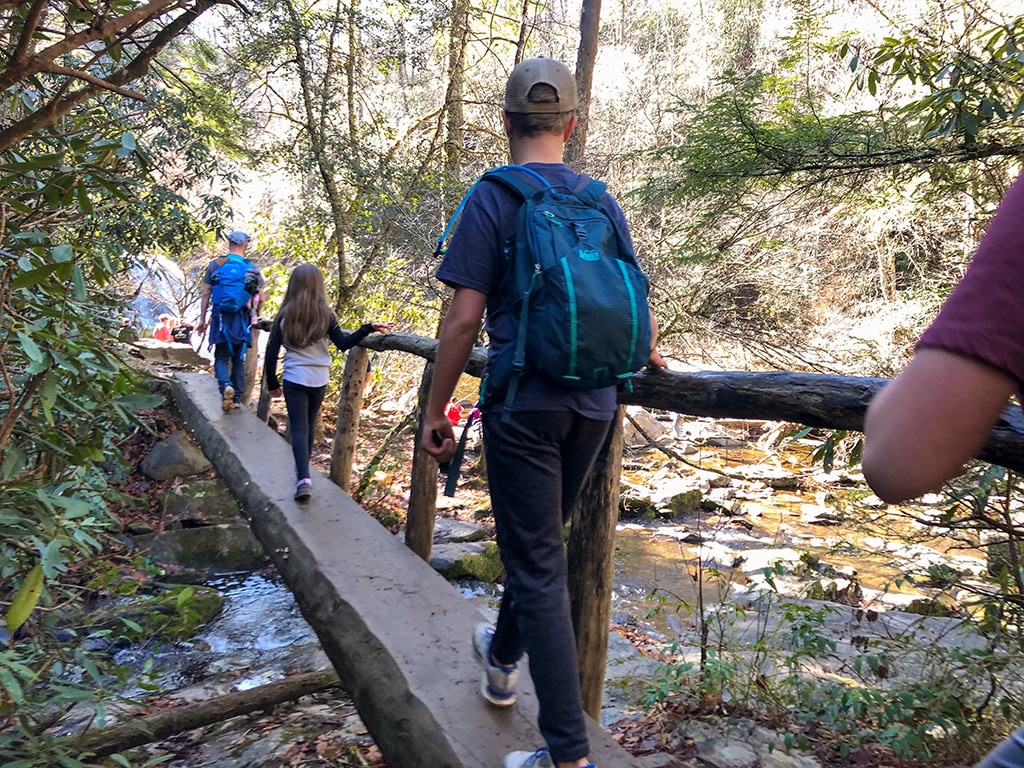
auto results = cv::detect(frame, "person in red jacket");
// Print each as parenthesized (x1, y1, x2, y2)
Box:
(445, 397, 462, 426)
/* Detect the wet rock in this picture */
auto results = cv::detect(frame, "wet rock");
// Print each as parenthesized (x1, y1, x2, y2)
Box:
(732, 464, 803, 491)
(135, 524, 268, 572)
(624, 407, 669, 445)
(652, 526, 703, 544)
(621, 495, 659, 520)
(141, 431, 212, 481)
(86, 584, 224, 644)
(430, 541, 503, 582)
(903, 597, 958, 617)
(703, 436, 747, 449)
(669, 717, 820, 768)
(669, 489, 703, 516)
(798, 504, 843, 526)
(158, 478, 241, 526)
(432, 517, 487, 543)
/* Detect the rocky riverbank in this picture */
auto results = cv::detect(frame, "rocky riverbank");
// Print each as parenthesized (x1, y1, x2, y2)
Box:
(64, 375, 1017, 768)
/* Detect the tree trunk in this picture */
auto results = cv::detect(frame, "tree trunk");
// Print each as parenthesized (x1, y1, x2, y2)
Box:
(514, 0, 530, 64)
(567, 408, 623, 719)
(564, 0, 601, 168)
(444, 0, 468, 183)
(405, 361, 438, 561)
(330, 346, 370, 493)
(243, 327, 261, 405)
(66, 669, 340, 758)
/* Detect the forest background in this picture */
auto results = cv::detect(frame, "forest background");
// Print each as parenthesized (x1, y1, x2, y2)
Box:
(2, 0, 1024, 765)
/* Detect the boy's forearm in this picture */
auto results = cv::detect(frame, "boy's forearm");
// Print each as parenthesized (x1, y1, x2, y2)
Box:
(427, 289, 486, 418)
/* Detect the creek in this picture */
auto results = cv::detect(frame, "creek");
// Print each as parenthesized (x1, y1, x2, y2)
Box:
(121, 416, 984, 705)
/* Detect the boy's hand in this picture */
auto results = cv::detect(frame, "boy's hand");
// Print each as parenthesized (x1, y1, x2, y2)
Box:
(371, 322, 392, 333)
(269, 388, 282, 399)
(196, 320, 207, 335)
(421, 416, 456, 463)
(647, 348, 668, 369)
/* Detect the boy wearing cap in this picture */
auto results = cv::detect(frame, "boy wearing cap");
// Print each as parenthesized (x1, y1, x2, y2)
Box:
(197, 231, 263, 412)
(421, 58, 665, 768)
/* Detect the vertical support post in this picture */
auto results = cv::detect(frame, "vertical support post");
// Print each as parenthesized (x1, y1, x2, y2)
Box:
(243, 327, 261, 406)
(330, 346, 370, 493)
(567, 406, 624, 719)
(406, 361, 438, 562)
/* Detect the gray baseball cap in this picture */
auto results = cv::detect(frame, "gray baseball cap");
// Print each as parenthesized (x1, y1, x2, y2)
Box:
(504, 58, 579, 114)
(227, 230, 251, 245)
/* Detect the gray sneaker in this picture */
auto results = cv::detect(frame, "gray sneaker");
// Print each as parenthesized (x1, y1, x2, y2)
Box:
(472, 623, 519, 707)
(504, 749, 595, 768)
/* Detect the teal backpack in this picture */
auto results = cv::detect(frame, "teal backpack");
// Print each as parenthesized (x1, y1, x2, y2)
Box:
(437, 164, 652, 420)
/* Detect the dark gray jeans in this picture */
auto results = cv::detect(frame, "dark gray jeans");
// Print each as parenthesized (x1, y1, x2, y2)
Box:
(978, 728, 1024, 767)
(482, 409, 612, 764)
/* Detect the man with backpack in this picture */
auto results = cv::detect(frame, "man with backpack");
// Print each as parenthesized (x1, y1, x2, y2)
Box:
(421, 58, 666, 768)
(196, 230, 262, 413)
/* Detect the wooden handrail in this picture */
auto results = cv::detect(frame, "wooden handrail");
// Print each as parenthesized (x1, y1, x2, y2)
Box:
(358, 332, 1024, 473)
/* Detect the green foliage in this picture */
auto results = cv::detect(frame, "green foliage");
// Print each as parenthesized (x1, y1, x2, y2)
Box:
(850, 15, 1024, 143)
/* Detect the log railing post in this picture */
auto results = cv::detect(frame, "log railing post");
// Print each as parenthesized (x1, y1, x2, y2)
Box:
(567, 407, 624, 719)
(330, 346, 370, 493)
(406, 360, 439, 562)
(243, 327, 261, 406)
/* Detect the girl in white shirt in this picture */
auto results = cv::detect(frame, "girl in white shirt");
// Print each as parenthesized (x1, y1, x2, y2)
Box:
(264, 264, 390, 500)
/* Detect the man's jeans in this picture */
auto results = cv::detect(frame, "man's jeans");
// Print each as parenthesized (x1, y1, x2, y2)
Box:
(482, 409, 612, 764)
(213, 342, 246, 398)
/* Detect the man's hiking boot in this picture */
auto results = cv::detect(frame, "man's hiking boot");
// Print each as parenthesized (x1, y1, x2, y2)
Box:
(472, 623, 519, 707)
(222, 386, 235, 413)
(504, 749, 596, 768)
(294, 479, 312, 501)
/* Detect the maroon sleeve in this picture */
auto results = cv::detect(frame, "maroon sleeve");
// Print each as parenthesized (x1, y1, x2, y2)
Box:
(917, 173, 1024, 386)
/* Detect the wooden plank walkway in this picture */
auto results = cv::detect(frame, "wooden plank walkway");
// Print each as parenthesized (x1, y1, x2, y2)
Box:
(171, 372, 643, 768)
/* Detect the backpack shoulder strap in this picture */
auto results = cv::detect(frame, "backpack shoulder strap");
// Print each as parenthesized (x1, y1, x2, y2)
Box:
(572, 174, 607, 206)
(434, 165, 552, 257)
(483, 164, 552, 201)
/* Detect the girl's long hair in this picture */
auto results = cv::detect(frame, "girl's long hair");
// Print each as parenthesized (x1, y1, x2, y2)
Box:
(277, 264, 335, 349)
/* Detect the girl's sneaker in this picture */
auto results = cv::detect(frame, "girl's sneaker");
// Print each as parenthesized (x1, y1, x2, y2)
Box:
(294, 479, 312, 501)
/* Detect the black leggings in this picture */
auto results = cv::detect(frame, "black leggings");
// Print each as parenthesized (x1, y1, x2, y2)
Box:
(282, 380, 326, 481)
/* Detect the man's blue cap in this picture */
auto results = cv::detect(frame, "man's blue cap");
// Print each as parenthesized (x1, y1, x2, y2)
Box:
(227, 230, 251, 245)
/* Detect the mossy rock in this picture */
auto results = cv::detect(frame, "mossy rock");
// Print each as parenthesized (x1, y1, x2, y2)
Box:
(440, 541, 504, 582)
(87, 584, 224, 643)
(903, 597, 956, 618)
(619, 495, 657, 519)
(668, 489, 702, 516)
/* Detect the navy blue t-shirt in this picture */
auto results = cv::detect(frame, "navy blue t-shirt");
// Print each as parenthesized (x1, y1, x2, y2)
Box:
(436, 162, 637, 419)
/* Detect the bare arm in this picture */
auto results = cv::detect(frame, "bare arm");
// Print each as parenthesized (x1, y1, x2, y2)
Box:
(862, 347, 1015, 503)
(648, 309, 668, 369)
(196, 282, 211, 334)
(420, 287, 486, 462)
